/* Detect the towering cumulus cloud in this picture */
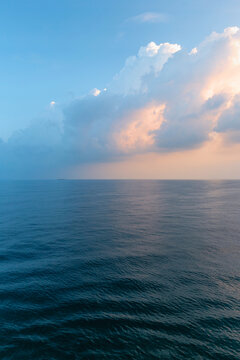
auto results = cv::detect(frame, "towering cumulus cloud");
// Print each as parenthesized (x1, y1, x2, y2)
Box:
(1, 27, 240, 178)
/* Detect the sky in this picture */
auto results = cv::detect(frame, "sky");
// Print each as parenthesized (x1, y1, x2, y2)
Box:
(1, 0, 240, 179)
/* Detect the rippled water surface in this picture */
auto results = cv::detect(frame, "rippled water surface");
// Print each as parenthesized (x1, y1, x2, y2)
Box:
(1, 180, 240, 359)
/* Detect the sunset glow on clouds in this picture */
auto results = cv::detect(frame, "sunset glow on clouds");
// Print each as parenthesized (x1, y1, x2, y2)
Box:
(114, 104, 166, 152)
(2, 26, 240, 178)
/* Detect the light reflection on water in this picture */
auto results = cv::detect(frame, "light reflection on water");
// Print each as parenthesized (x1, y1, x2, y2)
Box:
(0, 180, 240, 359)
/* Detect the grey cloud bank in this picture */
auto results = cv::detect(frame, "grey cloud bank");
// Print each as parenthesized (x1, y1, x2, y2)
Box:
(1, 27, 240, 178)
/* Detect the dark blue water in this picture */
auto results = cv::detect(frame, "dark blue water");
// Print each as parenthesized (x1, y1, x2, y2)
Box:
(1, 180, 240, 359)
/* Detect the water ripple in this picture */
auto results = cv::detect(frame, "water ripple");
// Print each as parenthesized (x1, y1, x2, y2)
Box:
(0, 180, 240, 359)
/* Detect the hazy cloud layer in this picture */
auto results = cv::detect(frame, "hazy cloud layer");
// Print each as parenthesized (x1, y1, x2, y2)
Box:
(1, 27, 240, 178)
(126, 12, 167, 24)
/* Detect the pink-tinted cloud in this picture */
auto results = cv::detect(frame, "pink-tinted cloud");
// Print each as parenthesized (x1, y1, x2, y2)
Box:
(2, 27, 240, 178)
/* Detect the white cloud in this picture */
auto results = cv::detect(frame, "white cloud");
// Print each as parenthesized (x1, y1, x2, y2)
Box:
(91, 88, 101, 96)
(111, 41, 181, 95)
(127, 12, 167, 24)
(189, 47, 198, 55)
(2, 26, 240, 178)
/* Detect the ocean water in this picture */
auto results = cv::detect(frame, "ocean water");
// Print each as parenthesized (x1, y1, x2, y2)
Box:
(0, 180, 240, 359)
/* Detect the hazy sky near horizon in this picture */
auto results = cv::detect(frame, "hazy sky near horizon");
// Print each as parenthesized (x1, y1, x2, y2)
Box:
(2, 0, 240, 178)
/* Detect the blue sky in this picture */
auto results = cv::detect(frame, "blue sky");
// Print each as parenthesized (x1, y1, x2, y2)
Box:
(2, 0, 240, 179)
(1, 0, 240, 138)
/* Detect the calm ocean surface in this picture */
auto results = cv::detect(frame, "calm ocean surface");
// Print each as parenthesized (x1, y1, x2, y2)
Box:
(0, 180, 240, 359)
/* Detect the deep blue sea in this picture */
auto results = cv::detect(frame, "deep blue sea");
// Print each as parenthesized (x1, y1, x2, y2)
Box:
(1, 180, 240, 359)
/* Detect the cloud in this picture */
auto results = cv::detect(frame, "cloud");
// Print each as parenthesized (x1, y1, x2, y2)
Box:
(91, 88, 101, 96)
(111, 41, 181, 94)
(216, 94, 240, 132)
(189, 47, 198, 55)
(127, 12, 167, 24)
(1, 26, 240, 178)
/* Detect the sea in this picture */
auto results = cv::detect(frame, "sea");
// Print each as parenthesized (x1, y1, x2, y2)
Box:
(0, 180, 240, 359)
